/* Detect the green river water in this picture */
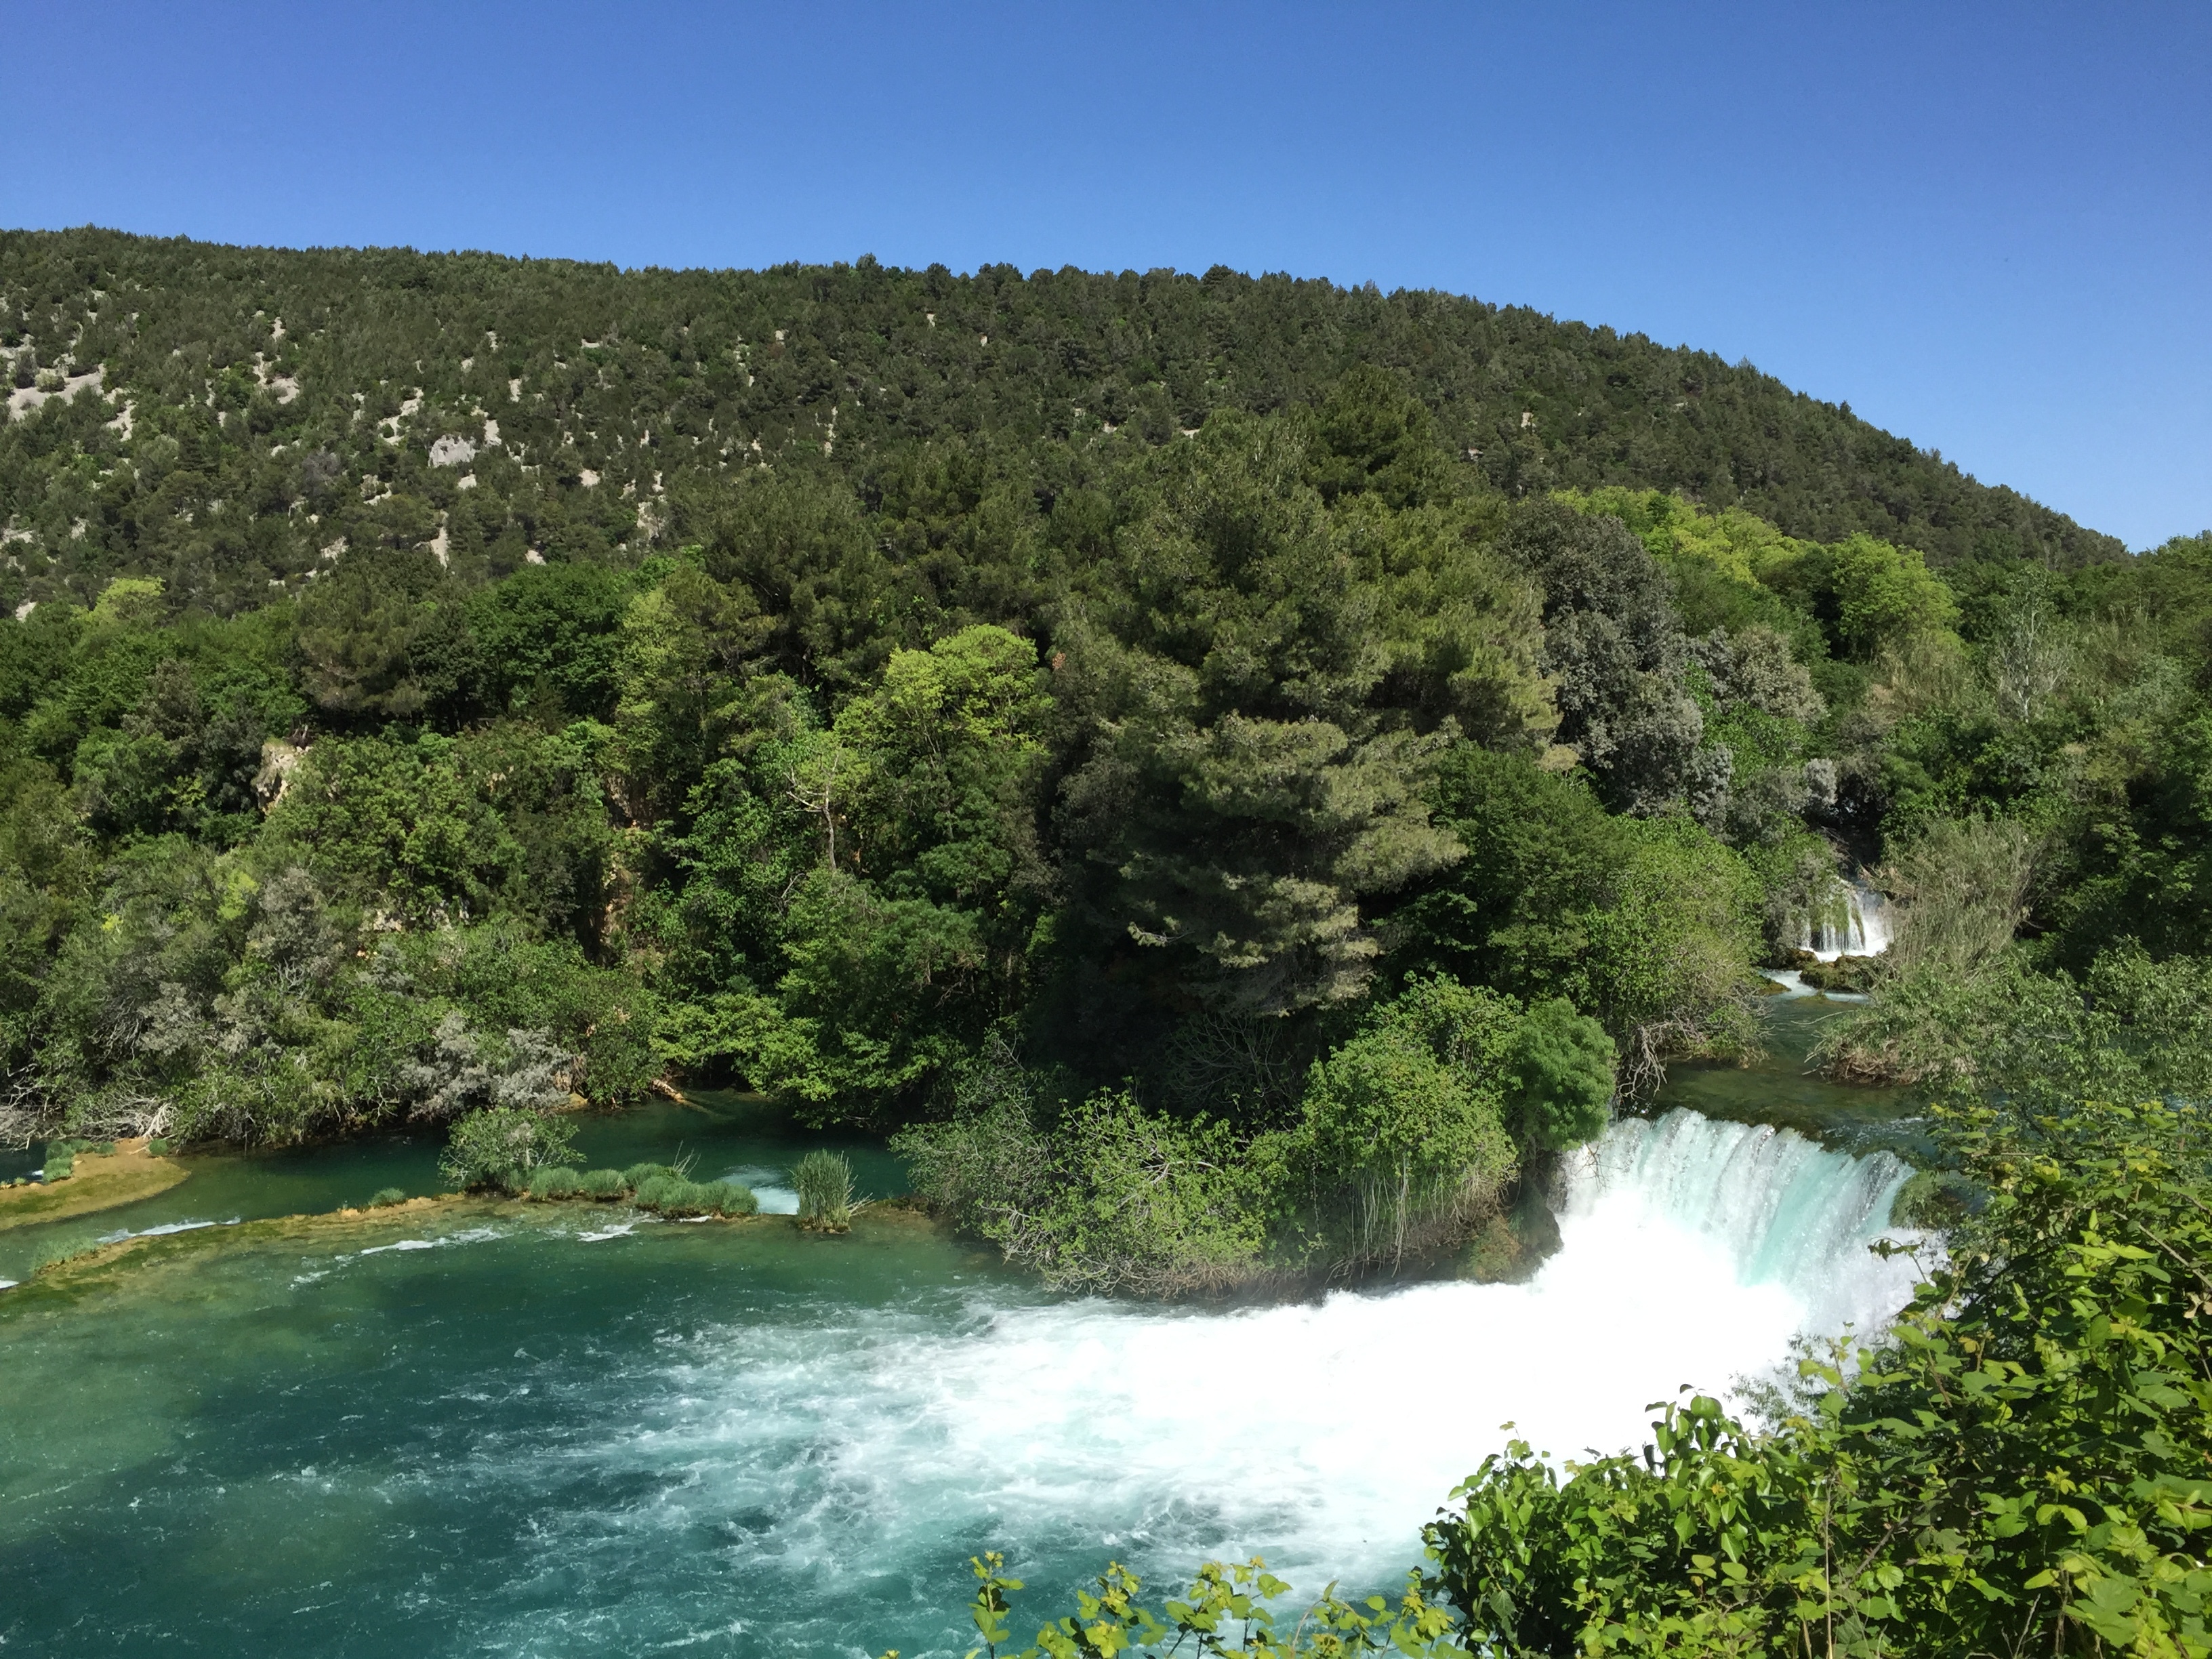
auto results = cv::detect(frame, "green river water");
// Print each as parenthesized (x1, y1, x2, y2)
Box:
(1, 991, 1917, 1656)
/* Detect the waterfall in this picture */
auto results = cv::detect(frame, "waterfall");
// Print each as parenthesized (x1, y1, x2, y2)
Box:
(1559, 1107, 1923, 1339)
(1798, 879, 1891, 960)
(0, 1103, 1935, 1658)
(584, 1109, 1927, 1612)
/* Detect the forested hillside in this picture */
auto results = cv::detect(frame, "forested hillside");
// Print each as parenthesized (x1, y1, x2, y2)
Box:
(0, 226, 2118, 629)
(4, 224, 2206, 1293)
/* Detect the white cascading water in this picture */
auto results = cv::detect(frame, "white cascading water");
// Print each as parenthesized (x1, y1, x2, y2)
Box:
(481, 1107, 1931, 1640)
(1799, 880, 1892, 961)
(1557, 1109, 1922, 1339)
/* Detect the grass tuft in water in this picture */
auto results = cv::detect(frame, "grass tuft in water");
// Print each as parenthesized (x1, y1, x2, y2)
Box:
(579, 1168, 631, 1200)
(367, 1187, 407, 1208)
(533, 1167, 591, 1200)
(791, 1150, 856, 1232)
(671, 1181, 727, 1217)
(705, 1180, 758, 1216)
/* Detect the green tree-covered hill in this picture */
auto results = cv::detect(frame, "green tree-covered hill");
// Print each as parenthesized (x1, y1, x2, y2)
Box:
(0, 226, 2116, 626)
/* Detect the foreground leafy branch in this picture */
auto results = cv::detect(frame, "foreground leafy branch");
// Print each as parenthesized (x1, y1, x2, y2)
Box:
(947, 1553, 1467, 1659)
(1423, 1099, 2212, 1658)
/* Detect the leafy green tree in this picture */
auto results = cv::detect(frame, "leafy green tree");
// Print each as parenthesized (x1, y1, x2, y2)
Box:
(1300, 364, 1456, 510)
(470, 559, 632, 721)
(292, 545, 455, 721)
(611, 557, 773, 815)
(260, 724, 613, 939)
(1057, 416, 1463, 1017)
(1390, 747, 1763, 1089)
(1499, 500, 1704, 814)
(438, 1103, 579, 1192)
(1284, 975, 1521, 1269)
(1827, 531, 1960, 658)
(1507, 996, 1614, 1150)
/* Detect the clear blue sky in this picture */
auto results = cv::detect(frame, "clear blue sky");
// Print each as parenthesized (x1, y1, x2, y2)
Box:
(6, 1, 2207, 548)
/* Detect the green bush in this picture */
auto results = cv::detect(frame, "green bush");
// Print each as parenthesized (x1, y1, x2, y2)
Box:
(41, 1148, 73, 1181)
(367, 1187, 407, 1208)
(632, 1176, 754, 1217)
(438, 1107, 581, 1193)
(579, 1168, 630, 1200)
(791, 1149, 855, 1231)
(1286, 977, 1521, 1270)
(525, 1165, 586, 1200)
(704, 1180, 758, 1216)
(654, 1179, 718, 1217)
(977, 1091, 1269, 1296)
(621, 1162, 678, 1188)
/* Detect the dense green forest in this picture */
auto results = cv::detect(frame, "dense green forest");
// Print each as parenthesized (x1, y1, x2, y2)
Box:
(5, 227, 2211, 1654)
(3, 224, 2209, 1290)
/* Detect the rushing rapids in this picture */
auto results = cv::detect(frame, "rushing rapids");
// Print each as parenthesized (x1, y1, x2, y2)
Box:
(0, 1103, 1925, 1657)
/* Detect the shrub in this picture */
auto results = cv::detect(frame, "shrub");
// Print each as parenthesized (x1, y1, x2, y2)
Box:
(41, 1148, 74, 1181)
(438, 1106, 581, 1193)
(621, 1161, 678, 1188)
(147, 1138, 171, 1155)
(367, 1187, 407, 1208)
(893, 1037, 1054, 1235)
(791, 1149, 855, 1231)
(526, 1166, 585, 1200)
(1288, 977, 1521, 1269)
(636, 1177, 755, 1217)
(988, 1092, 1268, 1296)
(579, 1168, 630, 1200)
(653, 1180, 718, 1217)
(704, 1180, 758, 1216)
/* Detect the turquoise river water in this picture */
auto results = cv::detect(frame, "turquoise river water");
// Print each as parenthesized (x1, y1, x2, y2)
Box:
(0, 993, 1923, 1656)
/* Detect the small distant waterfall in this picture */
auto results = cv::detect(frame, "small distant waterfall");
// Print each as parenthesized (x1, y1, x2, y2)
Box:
(1559, 1108, 1924, 1339)
(1798, 880, 1891, 961)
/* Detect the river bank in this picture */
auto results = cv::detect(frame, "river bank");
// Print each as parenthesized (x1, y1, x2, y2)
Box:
(10, 1188, 942, 1309)
(0, 1088, 906, 1287)
(0, 1139, 190, 1230)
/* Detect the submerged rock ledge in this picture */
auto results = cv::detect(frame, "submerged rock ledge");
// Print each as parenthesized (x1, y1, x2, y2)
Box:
(3, 1191, 937, 1305)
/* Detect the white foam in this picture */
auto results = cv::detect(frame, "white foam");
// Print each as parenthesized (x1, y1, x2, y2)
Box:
(718, 1166, 800, 1215)
(520, 1110, 1925, 1602)
(1799, 880, 1892, 962)
(355, 1226, 503, 1258)
(95, 1217, 237, 1244)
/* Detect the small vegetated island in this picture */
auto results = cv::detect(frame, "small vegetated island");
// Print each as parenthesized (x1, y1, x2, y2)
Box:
(0, 228, 2207, 1656)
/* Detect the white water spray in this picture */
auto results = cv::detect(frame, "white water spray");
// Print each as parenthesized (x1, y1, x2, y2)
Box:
(1799, 879, 1891, 961)
(1559, 1109, 1920, 1338)
(485, 1109, 1929, 1637)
